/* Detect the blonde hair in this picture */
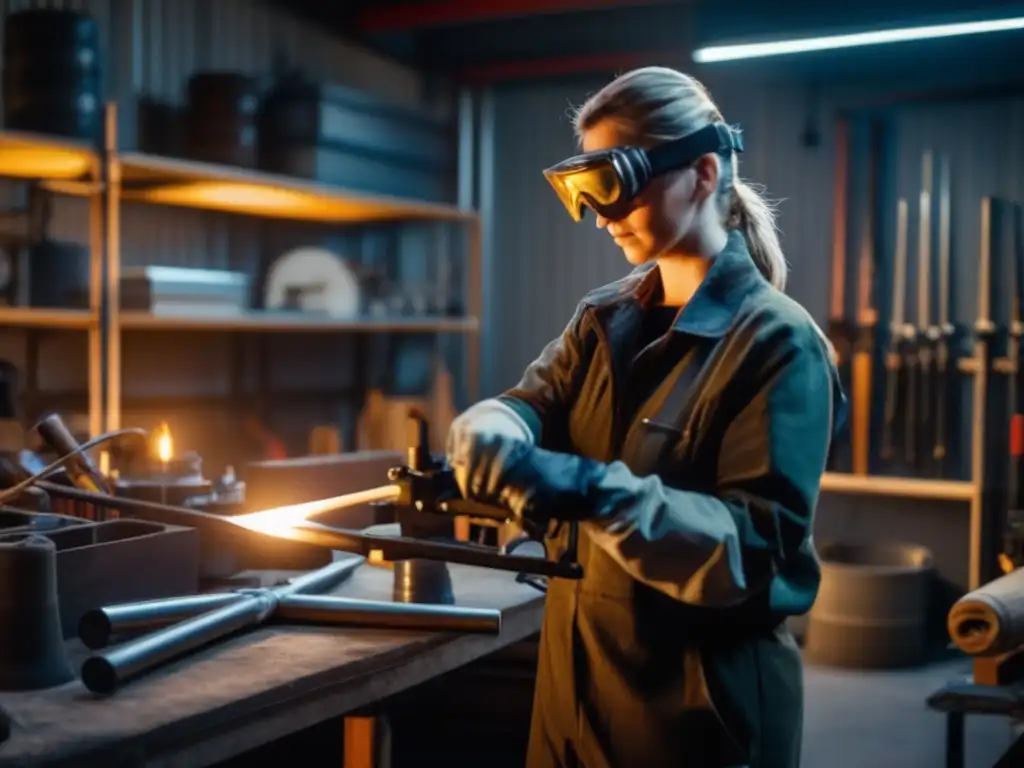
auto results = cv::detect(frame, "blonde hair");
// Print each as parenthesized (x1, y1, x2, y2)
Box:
(574, 67, 788, 291)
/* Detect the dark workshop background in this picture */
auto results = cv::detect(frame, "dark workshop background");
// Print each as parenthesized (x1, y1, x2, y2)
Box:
(4, 0, 1024, 590)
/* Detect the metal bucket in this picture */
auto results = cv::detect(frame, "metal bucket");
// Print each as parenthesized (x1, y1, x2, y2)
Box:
(805, 541, 934, 669)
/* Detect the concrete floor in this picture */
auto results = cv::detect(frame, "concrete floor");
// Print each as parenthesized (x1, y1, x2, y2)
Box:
(803, 657, 1012, 768)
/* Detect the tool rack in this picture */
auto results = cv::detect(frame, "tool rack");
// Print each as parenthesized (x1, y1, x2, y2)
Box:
(0, 103, 483, 439)
(818, 194, 995, 592)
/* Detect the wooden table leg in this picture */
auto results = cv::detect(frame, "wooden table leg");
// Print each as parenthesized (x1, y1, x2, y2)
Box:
(945, 711, 964, 768)
(344, 715, 392, 768)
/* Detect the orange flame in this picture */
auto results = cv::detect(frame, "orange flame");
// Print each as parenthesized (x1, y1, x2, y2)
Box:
(229, 485, 401, 538)
(154, 422, 174, 463)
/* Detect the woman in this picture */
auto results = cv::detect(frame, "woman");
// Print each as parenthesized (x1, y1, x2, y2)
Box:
(447, 67, 844, 768)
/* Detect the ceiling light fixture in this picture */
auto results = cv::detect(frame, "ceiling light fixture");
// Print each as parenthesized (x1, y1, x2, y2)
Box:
(693, 15, 1024, 63)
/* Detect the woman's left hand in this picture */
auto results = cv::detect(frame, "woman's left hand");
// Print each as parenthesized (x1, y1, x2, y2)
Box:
(447, 432, 604, 530)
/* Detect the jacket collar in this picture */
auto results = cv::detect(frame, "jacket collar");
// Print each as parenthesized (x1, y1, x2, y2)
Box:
(584, 230, 769, 338)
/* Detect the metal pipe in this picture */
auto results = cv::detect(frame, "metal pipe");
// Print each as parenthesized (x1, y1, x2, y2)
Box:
(79, 558, 366, 692)
(77, 558, 366, 650)
(82, 592, 274, 695)
(276, 594, 501, 635)
(37, 481, 238, 530)
(37, 473, 577, 579)
(291, 522, 580, 579)
(37, 481, 572, 577)
(280, 556, 365, 595)
(78, 593, 243, 650)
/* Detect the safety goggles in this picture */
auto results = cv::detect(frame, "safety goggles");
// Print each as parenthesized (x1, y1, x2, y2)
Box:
(542, 122, 744, 222)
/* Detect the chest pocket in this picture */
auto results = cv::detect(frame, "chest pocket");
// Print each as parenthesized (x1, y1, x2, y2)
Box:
(625, 342, 715, 479)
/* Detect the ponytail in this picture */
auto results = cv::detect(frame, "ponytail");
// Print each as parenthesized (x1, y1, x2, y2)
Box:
(728, 178, 836, 362)
(729, 180, 788, 291)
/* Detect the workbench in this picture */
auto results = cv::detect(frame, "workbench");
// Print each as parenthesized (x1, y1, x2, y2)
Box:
(0, 555, 545, 767)
(927, 679, 1024, 768)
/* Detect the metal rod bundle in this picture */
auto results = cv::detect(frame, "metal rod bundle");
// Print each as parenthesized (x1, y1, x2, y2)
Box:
(79, 556, 504, 695)
(79, 556, 364, 694)
(879, 151, 957, 477)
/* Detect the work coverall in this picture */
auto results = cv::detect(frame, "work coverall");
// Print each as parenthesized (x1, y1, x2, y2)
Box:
(498, 231, 844, 768)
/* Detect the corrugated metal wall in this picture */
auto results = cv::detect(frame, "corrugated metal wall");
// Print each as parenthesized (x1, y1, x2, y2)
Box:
(0, 0, 425, 109)
(0, 0, 460, 469)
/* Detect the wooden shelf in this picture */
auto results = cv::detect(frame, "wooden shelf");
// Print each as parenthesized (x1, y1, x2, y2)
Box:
(820, 472, 975, 502)
(118, 152, 475, 224)
(119, 311, 479, 334)
(38, 389, 358, 409)
(0, 130, 96, 185)
(0, 307, 95, 330)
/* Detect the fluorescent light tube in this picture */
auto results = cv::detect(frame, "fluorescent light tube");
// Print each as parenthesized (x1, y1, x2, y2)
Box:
(693, 16, 1024, 63)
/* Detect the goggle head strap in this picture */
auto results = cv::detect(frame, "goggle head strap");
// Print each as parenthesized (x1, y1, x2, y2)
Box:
(646, 123, 744, 179)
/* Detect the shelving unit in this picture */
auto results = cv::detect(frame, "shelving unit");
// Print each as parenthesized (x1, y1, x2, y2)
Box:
(118, 311, 479, 334)
(0, 103, 482, 445)
(0, 307, 95, 330)
(819, 472, 976, 502)
(118, 152, 476, 223)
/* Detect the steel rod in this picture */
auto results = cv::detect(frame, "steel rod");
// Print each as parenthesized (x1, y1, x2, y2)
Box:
(915, 150, 934, 473)
(933, 155, 953, 468)
(276, 594, 501, 634)
(281, 556, 366, 595)
(82, 592, 273, 695)
(881, 199, 910, 461)
(78, 558, 366, 650)
(80, 558, 366, 692)
(38, 481, 572, 578)
(291, 522, 580, 579)
(78, 593, 243, 650)
(970, 197, 996, 590)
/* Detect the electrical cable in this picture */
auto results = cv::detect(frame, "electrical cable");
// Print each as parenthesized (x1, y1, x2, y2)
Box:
(0, 427, 148, 505)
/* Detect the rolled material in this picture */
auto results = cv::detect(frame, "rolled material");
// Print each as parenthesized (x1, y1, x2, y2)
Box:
(276, 594, 501, 634)
(948, 567, 1024, 656)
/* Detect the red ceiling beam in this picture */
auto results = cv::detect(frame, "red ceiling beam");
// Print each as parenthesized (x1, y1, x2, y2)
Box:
(358, 0, 675, 34)
(454, 50, 689, 85)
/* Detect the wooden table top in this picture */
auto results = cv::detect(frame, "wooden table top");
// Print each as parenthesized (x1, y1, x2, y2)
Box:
(0, 555, 545, 767)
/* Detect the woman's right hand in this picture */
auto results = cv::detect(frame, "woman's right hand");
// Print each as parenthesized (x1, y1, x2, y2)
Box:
(445, 398, 534, 500)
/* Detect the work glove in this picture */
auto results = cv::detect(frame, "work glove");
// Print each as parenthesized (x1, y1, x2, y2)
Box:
(447, 431, 627, 535)
(446, 398, 535, 451)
